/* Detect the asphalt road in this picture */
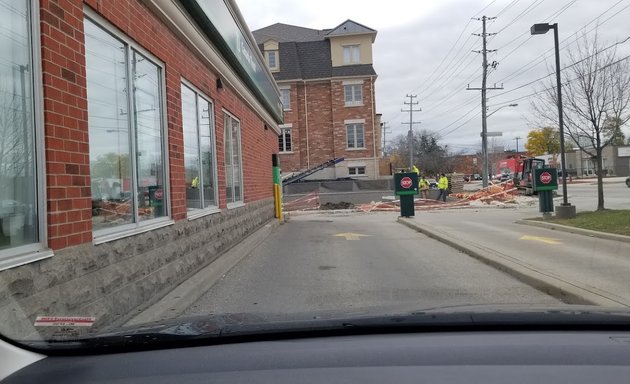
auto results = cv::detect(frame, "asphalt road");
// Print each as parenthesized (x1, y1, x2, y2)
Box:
(566, 180, 629, 211)
(184, 212, 561, 320)
(415, 208, 630, 307)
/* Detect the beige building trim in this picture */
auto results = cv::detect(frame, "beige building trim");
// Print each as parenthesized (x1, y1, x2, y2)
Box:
(329, 35, 374, 66)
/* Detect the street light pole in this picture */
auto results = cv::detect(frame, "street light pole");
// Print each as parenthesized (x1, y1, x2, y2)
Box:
(531, 22, 576, 218)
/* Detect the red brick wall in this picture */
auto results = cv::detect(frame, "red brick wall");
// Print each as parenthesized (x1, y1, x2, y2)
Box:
(331, 79, 376, 160)
(277, 84, 301, 172)
(41, 0, 276, 250)
(278, 78, 377, 173)
(41, 0, 92, 250)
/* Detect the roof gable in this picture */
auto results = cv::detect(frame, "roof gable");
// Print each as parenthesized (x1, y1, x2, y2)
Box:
(325, 19, 376, 38)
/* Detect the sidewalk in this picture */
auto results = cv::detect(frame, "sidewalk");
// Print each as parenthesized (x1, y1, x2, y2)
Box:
(398, 209, 630, 309)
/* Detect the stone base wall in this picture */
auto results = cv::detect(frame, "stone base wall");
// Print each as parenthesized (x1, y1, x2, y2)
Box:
(0, 199, 274, 339)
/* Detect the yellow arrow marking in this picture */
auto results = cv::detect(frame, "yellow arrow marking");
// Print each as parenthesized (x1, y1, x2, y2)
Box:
(519, 235, 562, 245)
(333, 232, 371, 241)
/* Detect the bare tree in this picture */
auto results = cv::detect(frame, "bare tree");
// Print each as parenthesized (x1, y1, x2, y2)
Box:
(532, 30, 630, 211)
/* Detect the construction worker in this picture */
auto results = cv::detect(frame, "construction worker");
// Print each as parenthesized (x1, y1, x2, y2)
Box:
(412, 165, 420, 175)
(419, 174, 429, 199)
(436, 173, 449, 202)
(191, 176, 199, 188)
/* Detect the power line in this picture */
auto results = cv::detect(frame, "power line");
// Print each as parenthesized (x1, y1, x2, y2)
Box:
(495, 0, 629, 85)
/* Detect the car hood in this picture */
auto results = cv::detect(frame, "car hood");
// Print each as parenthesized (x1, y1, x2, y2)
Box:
(21, 304, 630, 352)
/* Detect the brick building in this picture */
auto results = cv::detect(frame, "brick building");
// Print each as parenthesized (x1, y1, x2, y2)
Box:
(252, 20, 381, 179)
(0, 0, 282, 334)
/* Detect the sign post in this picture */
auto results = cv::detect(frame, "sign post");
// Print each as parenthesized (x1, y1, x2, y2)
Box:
(394, 172, 419, 217)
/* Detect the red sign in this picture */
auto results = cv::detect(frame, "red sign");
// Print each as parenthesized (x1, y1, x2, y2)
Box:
(400, 177, 413, 189)
(540, 172, 552, 184)
(154, 189, 164, 200)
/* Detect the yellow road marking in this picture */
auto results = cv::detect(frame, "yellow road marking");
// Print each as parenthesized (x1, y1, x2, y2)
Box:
(519, 235, 562, 245)
(333, 232, 371, 241)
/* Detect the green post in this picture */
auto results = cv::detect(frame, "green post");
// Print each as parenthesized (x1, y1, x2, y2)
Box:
(394, 172, 419, 217)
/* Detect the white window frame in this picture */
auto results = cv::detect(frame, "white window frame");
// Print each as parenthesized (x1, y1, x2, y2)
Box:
(343, 44, 360, 65)
(345, 119, 366, 150)
(181, 80, 219, 219)
(224, 110, 244, 207)
(280, 87, 291, 111)
(343, 81, 363, 106)
(278, 124, 293, 153)
(265, 50, 279, 71)
(0, 0, 53, 270)
(85, 11, 172, 243)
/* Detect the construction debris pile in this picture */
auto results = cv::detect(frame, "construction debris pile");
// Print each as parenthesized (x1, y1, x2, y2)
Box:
(283, 180, 529, 212)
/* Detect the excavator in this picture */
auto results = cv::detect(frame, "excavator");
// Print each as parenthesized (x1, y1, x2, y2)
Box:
(512, 157, 546, 195)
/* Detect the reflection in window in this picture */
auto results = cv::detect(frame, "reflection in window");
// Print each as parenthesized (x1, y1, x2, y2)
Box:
(280, 88, 290, 110)
(344, 84, 362, 106)
(85, 19, 166, 232)
(278, 126, 292, 153)
(182, 84, 217, 211)
(224, 113, 243, 204)
(343, 45, 360, 64)
(0, 0, 38, 252)
(346, 123, 365, 149)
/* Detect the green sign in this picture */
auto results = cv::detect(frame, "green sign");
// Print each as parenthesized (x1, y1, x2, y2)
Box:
(394, 172, 419, 196)
(182, 0, 283, 123)
(534, 168, 558, 191)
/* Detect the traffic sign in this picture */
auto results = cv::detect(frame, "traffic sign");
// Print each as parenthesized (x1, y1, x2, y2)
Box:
(534, 168, 558, 191)
(540, 172, 552, 184)
(400, 177, 412, 189)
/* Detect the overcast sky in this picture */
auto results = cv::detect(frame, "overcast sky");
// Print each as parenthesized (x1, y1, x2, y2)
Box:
(235, 0, 630, 154)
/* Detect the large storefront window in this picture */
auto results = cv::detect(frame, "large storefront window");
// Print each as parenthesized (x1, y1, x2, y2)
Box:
(182, 84, 217, 211)
(224, 112, 243, 204)
(0, 0, 39, 254)
(85, 18, 167, 233)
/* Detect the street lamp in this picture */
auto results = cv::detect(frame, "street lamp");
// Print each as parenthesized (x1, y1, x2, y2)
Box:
(530, 22, 576, 218)
(487, 103, 518, 118)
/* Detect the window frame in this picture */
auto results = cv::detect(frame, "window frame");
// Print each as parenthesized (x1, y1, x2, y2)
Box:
(265, 50, 279, 71)
(280, 87, 291, 111)
(348, 166, 366, 176)
(181, 80, 219, 219)
(342, 44, 361, 65)
(343, 82, 363, 106)
(223, 110, 244, 207)
(0, 0, 52, 269)
(278, 124, 293, 153)
(85, 12, 172, 244)
(345, 120, 366, 150)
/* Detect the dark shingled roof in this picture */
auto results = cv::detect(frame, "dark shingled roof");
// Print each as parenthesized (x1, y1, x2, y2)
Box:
(325, 20, 377, 38)
(252, 23, 325, 43)
(253, 22, 377, 81)
(332, 64, 377, 78)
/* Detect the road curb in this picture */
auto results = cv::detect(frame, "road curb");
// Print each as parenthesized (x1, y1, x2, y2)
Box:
(515, 219, 630, 244)
(125, 219, 281, 326)
(397, 217, 628, 308)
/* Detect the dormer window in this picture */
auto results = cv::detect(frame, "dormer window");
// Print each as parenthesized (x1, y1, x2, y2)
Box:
(342, 45, 360, 64)
(265, 50, 279, 71)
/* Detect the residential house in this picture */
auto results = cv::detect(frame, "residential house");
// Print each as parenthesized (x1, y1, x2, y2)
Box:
(253, 20, 381, 179)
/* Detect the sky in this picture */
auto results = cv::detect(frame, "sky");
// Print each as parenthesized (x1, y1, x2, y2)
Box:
(234, 0, 630, 154)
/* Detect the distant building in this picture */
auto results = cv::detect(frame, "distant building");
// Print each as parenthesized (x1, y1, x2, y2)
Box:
(253, 20, 382, 179)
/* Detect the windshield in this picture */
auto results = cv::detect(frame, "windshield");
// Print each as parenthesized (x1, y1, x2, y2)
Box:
(1, 0, 630, 348)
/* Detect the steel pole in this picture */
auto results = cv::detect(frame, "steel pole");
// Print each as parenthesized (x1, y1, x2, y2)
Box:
(552, 24, 569, 205)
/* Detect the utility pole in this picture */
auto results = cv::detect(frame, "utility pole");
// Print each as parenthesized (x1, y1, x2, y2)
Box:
(401, 94, 421, 169)
(467, 15, 502, 188)
(381, 122, 391, 156)
(514, 136, 521, 153)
